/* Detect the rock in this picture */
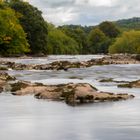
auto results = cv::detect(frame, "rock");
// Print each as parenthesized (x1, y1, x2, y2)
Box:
(118, 80, 140, 88)
(1, 54, 140, 71)
(0, 80, 5, 93)
(10, 81, 134, 106)
(0, 67, 8, 70)
(99, 78, 129, 83)
(10, 81, 31, 92)
(131, 54, 140, 61)
(0, 72, 16, 93)
(99, 78, 114, 82)
(0, 72, 15, 81)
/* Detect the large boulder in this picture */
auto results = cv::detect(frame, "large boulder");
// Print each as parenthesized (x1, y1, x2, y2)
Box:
(10, 81, 134, 106)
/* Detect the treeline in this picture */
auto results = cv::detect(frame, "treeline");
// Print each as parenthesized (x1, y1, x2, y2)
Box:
(0, 0, 48, 56)
(0, 0, 140, 56)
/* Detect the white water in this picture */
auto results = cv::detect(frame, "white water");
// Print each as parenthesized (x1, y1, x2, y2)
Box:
(0, 55, 140, 140)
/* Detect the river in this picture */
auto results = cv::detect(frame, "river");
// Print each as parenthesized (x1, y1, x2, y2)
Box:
(0, 55, 140, 140)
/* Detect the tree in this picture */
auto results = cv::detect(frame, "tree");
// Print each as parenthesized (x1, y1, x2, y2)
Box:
(47, 23, 79, 54)
(58, 25, 87, 54)
(99, 21, 120, 38)
(109, 30, 140, 54)
(10, 0, 48, 54)
(0, 3, 29, 55)
(87, 28, 111, 54)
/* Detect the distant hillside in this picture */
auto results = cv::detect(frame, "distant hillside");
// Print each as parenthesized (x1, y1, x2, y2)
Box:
(58, 25, 94, 34)
(116, 17, 140, 30)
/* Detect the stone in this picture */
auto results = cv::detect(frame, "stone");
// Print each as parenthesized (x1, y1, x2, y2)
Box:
(10, 81, 135, 106)
(118, 80, 140, 88)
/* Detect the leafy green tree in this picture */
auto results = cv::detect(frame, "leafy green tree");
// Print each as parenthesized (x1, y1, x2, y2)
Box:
(99, 21, 120, 38)
(0, 3, 29, 55)
(47, 24, 79, 54)
(109, 30, 140, 54)
(87, 28, 111, 54)
(10, 0, 48, 54)
(116, 17, 140, 30)
(58, 26, 87, 54)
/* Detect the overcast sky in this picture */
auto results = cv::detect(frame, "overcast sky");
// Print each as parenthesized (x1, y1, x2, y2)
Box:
(29, 0, 140, 26)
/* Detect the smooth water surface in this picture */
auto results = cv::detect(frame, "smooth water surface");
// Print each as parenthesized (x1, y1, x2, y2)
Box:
(0, 56, 140, 140)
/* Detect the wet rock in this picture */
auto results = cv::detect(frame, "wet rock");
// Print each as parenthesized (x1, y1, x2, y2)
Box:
(0, 72, 16, 93)
(1, 54, 140, 71)
(99, 78, 129, 83)
(10, 81, 134, 106)
(10, 81, 30, 92)
(118, 80, 140, 88)
(131, 54, 140, 61)
(0, 80, 5, 93)
(0, 72, 15, 81)
(99, 78, 114, 82)
(0, 66, 8, 70)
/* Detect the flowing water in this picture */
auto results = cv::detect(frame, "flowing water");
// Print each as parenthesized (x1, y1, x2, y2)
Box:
(0, 55, 140, 140)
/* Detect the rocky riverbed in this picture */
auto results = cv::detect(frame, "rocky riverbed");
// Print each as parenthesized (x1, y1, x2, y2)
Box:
(0, 72, 135, 106)
(0, 54, 140, 71)
(0, 55, 140, 140)
(0, 54, 140, 105)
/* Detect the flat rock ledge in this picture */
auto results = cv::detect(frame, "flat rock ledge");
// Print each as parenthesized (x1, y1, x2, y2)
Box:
(10, 81, 134, 106)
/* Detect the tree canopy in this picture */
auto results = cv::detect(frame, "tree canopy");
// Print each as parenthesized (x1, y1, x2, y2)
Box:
(47, 24, 79, 54)
(59, 25, 87, 54)
(0, 3, 29, 56)
(10, 0, 48, 54)
(99, 21, 120, 38)
(109, 30, 140, 54)
(87, 28, 111, 54)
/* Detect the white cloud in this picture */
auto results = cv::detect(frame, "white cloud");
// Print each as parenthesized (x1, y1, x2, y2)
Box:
(45, 7, 78, 25)
(75, 0, 115, 7)
(29, 0, 140, 25)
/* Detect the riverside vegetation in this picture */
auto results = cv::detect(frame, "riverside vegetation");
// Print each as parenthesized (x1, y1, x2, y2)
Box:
(0, 0, 140, 56)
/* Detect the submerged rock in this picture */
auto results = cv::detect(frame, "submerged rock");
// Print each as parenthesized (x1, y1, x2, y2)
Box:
(99, 78, 129, 83)
(99, 78, 114, 83)
(10, 81, 134, 106)
(118, 80, 140, 88)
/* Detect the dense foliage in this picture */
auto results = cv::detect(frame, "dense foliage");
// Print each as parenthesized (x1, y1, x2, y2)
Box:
(109, 30, 140, 54)
(10, 0, 48, 54)
(59, 25, 87, 54)
(0, 2, 29, 56)
(87, 28, 111, 54)
(47, 24, 79, 54)
(99, 21, 120, 38)
(116, 17, 140, 30)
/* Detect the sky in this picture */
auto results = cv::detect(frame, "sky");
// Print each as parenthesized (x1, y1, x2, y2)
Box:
(29, 0, 140, 26)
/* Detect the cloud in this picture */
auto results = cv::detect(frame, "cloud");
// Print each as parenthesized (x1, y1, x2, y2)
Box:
(29, 0, 140, 26)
